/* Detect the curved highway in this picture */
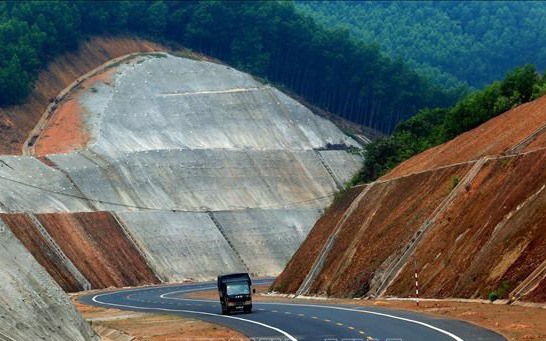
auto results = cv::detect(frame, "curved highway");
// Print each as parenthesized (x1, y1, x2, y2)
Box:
(81, 279, 505, 341)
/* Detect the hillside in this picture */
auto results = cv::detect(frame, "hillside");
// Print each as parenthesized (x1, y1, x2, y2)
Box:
(0, 35, 365, 339)
(274, 94, 546, 303)
(0, 26, 362, 298)
(297, 1, 546, 90)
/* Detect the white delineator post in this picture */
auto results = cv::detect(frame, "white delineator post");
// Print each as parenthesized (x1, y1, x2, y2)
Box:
(414, 259, 420, 307)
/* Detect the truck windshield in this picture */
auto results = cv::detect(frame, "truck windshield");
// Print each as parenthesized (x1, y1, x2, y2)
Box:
(226, 282, 250, 295)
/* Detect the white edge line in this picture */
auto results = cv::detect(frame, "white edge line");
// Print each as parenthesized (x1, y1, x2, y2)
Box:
(91, 290, 297, 341)
(161, 286, 464, 341)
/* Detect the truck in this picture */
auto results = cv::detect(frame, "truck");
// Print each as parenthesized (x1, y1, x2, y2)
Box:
(217, 273, 254, 314)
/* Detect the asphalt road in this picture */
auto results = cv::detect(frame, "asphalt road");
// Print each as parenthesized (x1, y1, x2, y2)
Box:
(80, 279, 506, 341)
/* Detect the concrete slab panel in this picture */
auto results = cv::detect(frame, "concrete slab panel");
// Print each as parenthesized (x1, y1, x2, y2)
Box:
(213, 208, 322, 276)
(116, 211, 247, 281)
(0, 219, 98, 341)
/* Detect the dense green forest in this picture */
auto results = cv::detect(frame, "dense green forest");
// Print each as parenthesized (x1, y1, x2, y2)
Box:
(0, 0, 456, 133)
(297, 1, 546, 90)
(354, 65, 546, 183)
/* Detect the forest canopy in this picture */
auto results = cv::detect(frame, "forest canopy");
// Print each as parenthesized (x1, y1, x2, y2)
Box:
(0, 0, 456, 133)
(296, 1, 546, 91)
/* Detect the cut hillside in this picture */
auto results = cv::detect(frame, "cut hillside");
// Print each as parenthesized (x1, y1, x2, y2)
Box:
(0, 36, 165, 155)
(0, 41, 364, 295)
(384, 95, 546, 179)
(275, 95, 546, 303)
(0, 219, 98, 341)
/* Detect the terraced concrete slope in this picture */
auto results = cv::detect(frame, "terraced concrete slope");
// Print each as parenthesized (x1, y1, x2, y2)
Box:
(0, 52, 363, 290)
(275, 95, 546, 303)
(0, 219, 98, 341)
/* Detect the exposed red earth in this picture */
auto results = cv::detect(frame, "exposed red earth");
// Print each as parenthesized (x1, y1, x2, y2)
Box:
(387, 150, 546, 300)
(274, 185, 366, 293)
(0, 36, 164, 155)
(275, 95, 546, 304)
(1, 213, 83, 291)
(384, 95, 546, 179)
(36, 212, 160, 290)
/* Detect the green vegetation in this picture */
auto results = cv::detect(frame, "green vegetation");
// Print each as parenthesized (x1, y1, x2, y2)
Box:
(489, 281, 511, 302)
(450, 176, 460, 191)
(296, 1, 546, 90)
(0, 0, 456, 134)
(356, 65, 546, 183)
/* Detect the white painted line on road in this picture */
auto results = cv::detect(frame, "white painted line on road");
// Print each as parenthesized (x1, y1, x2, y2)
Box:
(91, 291, 297, 341)
(161, 286, 465, 341)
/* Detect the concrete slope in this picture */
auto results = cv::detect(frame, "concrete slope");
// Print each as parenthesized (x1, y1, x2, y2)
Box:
(46, 149, 350, 211)
(76, 55, 358, 155)
(115, 211, 247, 281)
(0, 219, 98, 341)
(0, 36, 164, 155)
(0, 156, 92, 213)
(0, 52, 363, 291)
(212, 208, 322, 276)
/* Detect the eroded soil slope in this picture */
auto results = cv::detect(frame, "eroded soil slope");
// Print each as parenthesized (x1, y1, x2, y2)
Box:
(1, 213, 83, 292)
(278, 96, 546, 303)
(36, 212, 160, 290)
(273, 185, 366, 293)
(384, 95, 546, 179)
(274, 164, 472, 296)
(388, 150, 546, 299)
(0, 36, 164, 155)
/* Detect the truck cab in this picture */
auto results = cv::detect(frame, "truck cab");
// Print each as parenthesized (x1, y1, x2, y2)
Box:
(217, 273, 254, 314)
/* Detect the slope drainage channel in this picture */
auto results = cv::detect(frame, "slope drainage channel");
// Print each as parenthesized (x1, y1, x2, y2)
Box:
(296, 184, 373, 296)
(26, 213, 91, 290)
(206, 211, 249, 272)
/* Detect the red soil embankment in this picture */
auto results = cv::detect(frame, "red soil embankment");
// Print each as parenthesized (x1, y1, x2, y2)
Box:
(0, 36, 164, 155)
(387, 149, 546, 300)
(1, 213, 83, 292)
(384, 95, 546, 179)
(273, 186, 366, 293)
(35, 212, 160, 290)
(280, 163, 472, 296)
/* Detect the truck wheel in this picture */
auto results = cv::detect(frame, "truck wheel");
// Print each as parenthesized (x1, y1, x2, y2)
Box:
(244, 307, 252, 314)
(222, 307, 230, 315)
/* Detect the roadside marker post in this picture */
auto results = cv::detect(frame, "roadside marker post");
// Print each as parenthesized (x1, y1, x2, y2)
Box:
(414, 259, 420, 307)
